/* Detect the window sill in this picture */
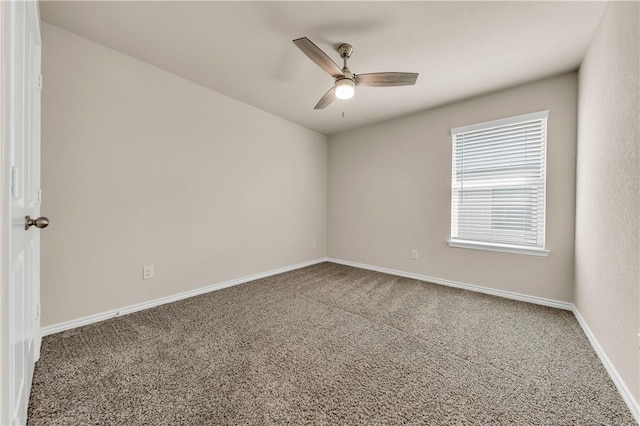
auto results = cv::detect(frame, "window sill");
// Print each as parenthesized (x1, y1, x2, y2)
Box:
(447, 240, 550, 257)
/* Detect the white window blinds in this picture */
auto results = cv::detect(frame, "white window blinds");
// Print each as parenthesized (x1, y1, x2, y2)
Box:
(449, 111, 548, 253)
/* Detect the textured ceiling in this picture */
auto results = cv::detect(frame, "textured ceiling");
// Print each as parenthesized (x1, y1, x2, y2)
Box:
(40, 1, 607, 136)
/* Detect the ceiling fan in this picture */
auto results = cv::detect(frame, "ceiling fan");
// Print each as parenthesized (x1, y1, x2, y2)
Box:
(293, 37, 419, 110)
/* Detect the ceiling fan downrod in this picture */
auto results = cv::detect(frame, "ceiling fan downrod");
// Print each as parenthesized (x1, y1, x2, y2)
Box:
(338, 43, 353, 74)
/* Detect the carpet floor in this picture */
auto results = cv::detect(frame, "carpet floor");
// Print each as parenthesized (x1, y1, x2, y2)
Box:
(28, 262, 634, 425)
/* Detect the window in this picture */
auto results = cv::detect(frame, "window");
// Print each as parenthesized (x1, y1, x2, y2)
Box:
(448, 111, 550, 256)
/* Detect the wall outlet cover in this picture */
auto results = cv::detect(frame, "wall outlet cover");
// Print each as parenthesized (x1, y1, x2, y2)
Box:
(143, 265, 154, 280)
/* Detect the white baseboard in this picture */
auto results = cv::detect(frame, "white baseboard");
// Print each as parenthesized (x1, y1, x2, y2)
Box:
(572, 307, 640, 423)
(327, 257, 639, 422)
(326, 257, 573, 310)
(41, 257, 329, 337)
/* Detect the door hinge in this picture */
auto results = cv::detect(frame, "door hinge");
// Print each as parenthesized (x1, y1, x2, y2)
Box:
(11, 166, 19, 198)
(35, 303, 40, 320)
(36, 188, 42, 205)
(37, 74, 43, 90)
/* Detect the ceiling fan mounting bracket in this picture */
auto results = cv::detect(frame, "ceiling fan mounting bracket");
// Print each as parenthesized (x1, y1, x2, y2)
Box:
(337, 43, 353, 59)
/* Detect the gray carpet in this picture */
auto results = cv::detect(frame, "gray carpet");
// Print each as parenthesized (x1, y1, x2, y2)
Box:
(28, 262, 634, 425)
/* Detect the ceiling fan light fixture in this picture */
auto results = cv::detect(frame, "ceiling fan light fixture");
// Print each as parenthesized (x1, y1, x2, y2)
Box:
(335, 78, 355, 100)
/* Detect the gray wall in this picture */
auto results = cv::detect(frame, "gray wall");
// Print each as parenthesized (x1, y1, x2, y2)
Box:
(575, 1, 639, 403)
(41, 24, 328, 327)
(328, 73, 577, 302)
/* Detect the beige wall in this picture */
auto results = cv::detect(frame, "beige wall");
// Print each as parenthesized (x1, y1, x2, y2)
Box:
(575, 1, 639, 403)
(41, 24, 328, 327)
(328, 73, 577, 302)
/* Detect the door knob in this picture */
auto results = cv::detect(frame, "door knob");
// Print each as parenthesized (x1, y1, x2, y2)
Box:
(25, 215, 49, 230)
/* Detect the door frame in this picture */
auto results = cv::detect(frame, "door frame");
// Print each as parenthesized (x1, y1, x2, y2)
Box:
(0, 1, 9, 423)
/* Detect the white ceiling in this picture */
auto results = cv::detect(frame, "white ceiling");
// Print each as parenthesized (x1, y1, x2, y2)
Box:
(40, 1, 607, 136)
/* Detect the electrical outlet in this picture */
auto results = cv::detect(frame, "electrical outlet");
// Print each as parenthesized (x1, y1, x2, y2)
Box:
(411, 250, 419, 260)
(312, 240, 317, 248)
(143, 265, 154, 280)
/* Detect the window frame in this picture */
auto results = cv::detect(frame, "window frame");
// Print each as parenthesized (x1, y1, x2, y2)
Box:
(447, 110, 550, 257)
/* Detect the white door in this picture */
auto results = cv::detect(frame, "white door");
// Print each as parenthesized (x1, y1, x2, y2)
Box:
(1, 1, 42, 425)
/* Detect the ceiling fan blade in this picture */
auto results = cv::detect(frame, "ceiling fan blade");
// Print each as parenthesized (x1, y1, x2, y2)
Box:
(314, 87, 336, 109)
(355, 72, 419, 87)
(293, 37, 343, 78)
